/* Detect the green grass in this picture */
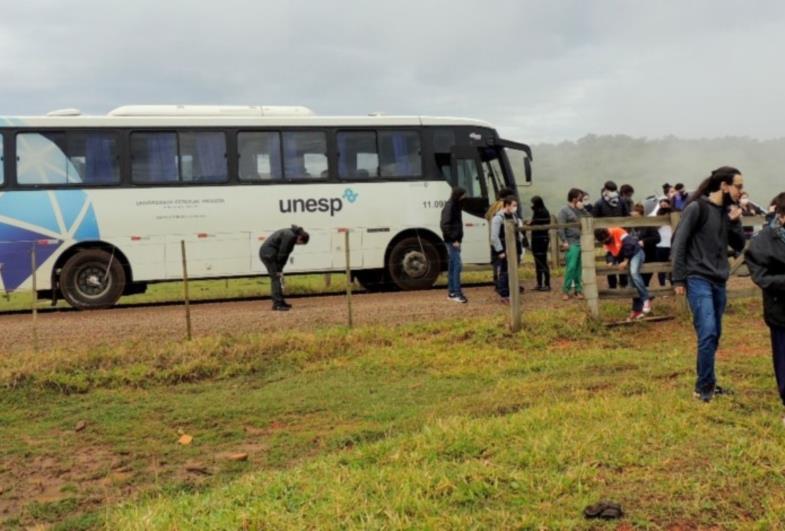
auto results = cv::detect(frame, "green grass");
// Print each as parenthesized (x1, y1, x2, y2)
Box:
(2, 298, 780, 529)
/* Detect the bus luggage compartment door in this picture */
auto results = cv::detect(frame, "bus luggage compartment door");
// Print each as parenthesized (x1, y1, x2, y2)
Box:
(166, 232, 252, 279)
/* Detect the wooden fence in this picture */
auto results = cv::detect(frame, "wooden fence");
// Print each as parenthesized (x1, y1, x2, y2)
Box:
(520, 213, 767, 320)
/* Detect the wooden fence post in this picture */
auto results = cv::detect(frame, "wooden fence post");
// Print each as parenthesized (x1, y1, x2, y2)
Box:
(504, 219, 522, 332)
(580, 217, 600, 318)
(344, 230, 353, 328)
(324, 273, 332, 288)
(180, 240, 193, 341)
(549, 215, 560, 270)
(31, 245, 39, 352)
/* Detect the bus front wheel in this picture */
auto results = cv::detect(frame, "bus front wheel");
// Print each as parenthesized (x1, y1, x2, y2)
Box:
(59, 249, 126, 310)
(386, 236, 441, 291)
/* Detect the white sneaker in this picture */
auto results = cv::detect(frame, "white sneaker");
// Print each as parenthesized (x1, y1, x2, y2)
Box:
(642, 299, 652, 314)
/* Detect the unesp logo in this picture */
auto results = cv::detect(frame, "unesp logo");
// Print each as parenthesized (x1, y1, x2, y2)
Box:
(279, 188, 359, 217)
(343, 188, 359, 203)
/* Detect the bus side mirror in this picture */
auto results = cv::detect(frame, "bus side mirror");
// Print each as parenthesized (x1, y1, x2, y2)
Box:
(524, 157, 532, 184)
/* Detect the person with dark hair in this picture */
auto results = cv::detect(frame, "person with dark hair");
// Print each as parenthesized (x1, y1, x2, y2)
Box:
(486, 187, 515, 286)
(527, 195, 551, 291)
(259, 225, 310, 311)
(581, 191, 594, 215)
(620, 184, 635, 214)
(595, 227, 651, 321)
(491, 196, 523, 303)
(441, 186, 468, 303)
(671, 166, 745, 402)
(662, 183, 673, 199)
(594, 180, 630, 289)
(672, 183, 689, 211)
(557, 188, 590, 300)
(746, 192, 785, 425)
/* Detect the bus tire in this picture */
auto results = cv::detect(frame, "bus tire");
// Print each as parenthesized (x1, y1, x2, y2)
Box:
(354, 269, 392, 292)
(386, 236, 441, 291)
(59, 249, 126, 309)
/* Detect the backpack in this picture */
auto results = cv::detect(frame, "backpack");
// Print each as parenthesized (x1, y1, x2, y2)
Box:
(671, 199, 709, 246)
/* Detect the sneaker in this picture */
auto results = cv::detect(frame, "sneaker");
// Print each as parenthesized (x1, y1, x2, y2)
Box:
(575, 293, 585, 300)
(449, 294, 468, 304)
(272, 305, 290, 312)
(542, 286, 552, 292)
(642, 299, 652, 314)
(562, 293, 571, 301)
(625, 311, 644, 322)
(500, 297, 510, 304)
(693, 389, 714, 402)
(280, 301, 292, 309)
(713, 385, 733, 396)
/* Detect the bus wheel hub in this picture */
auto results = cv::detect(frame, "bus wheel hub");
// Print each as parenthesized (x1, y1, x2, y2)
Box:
(402, 251, 427, 278)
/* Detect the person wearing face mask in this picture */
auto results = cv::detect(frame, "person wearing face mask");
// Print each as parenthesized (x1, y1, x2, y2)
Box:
(671, 183, 689, 211)
(490, 196, 524, 303)
(557, 188, 590, 300)
(671, 166, 746, 403)
(745, 192, 785, 426)
(594, 180, 630, 290)
(441, 186, 468, 303)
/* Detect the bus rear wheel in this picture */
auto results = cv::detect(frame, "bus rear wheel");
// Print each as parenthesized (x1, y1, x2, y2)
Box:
(59, 249, 126, 309)
(386, 236, 441, 291)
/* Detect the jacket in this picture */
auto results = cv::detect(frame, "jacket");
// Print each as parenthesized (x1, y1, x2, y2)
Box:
(633, 226, 661, 261)
(603, 228, 641, 261)
(593, 197, 629, 218)
(529, 206, 551, 253)
(557, 204, 588, 246)
(671, 198, 745, 285)
(491, 212, 523, 257)
(440, 199, 463, 243)
(259, 227, 299, 270)
(746, 224, 785, 328)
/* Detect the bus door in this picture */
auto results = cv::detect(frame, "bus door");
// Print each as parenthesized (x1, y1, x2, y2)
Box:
(450, 146, 491, 264)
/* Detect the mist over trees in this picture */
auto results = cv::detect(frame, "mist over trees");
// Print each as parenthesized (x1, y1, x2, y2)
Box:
(524, 134, 784, 212)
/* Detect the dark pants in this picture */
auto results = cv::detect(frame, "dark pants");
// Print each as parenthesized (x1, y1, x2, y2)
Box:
(686, 276, 727, 393)
(771, 326, 785, 407)
(446, 243, 463, 296)
(533, 251, 550, 288)
(655, 247, 671, 287)
(495, 256, 509, 298)
(261, 257, 285, 306)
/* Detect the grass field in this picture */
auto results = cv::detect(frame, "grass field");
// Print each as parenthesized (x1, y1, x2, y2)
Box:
(1, 294, 783, 529)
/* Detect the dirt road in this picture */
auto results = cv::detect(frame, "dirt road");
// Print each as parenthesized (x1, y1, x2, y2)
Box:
(0, 277, 757, 353)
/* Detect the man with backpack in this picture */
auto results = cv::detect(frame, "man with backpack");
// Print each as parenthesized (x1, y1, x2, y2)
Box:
(671, 167, 745, 402)
(259, 225, 310, 311)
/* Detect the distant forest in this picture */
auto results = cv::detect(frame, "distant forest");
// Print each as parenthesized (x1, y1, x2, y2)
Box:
(524, 135, 784, 213)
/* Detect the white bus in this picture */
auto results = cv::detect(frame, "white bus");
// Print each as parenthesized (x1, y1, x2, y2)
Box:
(0, 105, 532, 309)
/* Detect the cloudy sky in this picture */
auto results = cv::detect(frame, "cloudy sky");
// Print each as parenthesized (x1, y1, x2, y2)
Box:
(1, 0, 783, 143)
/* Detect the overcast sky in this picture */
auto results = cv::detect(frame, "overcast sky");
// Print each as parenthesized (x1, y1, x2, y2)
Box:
(1, 0, 784, 143)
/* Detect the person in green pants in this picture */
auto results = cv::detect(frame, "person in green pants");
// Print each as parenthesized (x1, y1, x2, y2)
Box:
(557, 188, 591, 300)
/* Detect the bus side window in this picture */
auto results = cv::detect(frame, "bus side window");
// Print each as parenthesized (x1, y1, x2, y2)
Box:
(131, 132, 179, 183)
(238, 132, 282, 181)
(282, 132, 327, 180)
(17, 132, 76, 185)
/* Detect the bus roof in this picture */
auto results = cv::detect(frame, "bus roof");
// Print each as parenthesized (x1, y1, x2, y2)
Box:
(0, 105, 495, 129)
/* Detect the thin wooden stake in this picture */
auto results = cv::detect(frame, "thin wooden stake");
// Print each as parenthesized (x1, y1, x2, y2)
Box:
(324, 273, 332, 288)
(580, 216, 600, 318)
(549, 214, 560, 270)
(504, 219, 522, 332)
(180, 240, 192, 341)
(344, 230, 353, 328)
(31, 245, 39, 352)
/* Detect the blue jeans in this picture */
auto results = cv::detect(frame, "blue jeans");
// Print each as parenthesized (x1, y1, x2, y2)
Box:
(629, 248, 649, 312)
(686, 276, 727, 392)
(446, 243, 463, 296)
